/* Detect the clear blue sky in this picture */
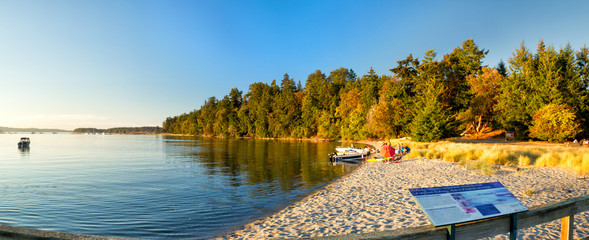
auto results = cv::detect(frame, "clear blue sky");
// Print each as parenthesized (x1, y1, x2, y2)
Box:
(1, 0, 588, 130)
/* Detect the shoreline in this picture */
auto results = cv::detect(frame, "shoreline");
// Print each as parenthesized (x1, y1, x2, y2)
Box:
(221, 153, 589, 239)
(214, 141, 375, 239)
(213, 158, 366, 239)
(211, 141, 374, 239)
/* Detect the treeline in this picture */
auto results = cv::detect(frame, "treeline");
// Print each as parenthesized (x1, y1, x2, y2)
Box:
(74, 127, 162, 134)
(0, 127, 69, 133)
(163, 39, 589, 142)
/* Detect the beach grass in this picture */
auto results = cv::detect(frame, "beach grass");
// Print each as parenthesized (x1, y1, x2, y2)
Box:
(388, 139, 589, 175)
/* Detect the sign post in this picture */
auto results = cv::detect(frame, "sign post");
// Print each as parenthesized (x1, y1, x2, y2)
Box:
(409, 182, 527, 239)
(447, 224, 456, 240)
(510, 213, 517, 240)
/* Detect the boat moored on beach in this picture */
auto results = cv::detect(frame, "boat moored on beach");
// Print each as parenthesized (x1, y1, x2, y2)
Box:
(329, 152, 367, 163)
(335, 146, 365, 154)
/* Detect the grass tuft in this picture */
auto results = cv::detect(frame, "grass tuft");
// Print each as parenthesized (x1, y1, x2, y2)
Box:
(536, 153, 560, 167)
(466, 160, 497, 175)
(518, 155, 531, 166)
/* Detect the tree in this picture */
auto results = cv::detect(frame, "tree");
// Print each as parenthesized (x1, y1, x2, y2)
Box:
(273, 74, 302, 137)
(410, 49, 454, 141)
(336, 88, 364, 140)
(495, 42, 535, 136)
(390, 54, 420, 98)
(301, 70, 335, 137)
(529, 104, 580, 142)
(366, 76, 410, 138)
(458, 67, 502, 137)
(441, 39, 488, 113)
(410, 78, 453, 142)
(496, 60, 508, 77)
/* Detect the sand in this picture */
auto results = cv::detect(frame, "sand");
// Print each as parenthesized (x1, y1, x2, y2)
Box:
(221, 157, 589, 239)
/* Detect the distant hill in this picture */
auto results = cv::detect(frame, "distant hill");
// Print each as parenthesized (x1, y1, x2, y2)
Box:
(0, 126, 71, 133)
(73, 127, 162, 134)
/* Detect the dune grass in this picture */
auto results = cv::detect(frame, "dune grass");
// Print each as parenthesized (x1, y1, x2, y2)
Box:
(387, 139, 589, 175)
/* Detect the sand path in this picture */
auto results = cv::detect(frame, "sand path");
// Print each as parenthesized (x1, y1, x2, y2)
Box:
(222, 158, 589, 239)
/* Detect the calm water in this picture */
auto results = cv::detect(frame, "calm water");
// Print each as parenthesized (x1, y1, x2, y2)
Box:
(0, 134, 358, 239)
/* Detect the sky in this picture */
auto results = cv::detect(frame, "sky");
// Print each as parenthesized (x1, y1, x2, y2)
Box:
(1, 0, 588, 130)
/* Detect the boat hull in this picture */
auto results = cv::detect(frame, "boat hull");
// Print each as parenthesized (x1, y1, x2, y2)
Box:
(329, 153, 366, 162)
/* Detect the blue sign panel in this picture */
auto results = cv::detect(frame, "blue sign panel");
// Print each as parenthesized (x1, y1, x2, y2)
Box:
(409, 182, 527, 226)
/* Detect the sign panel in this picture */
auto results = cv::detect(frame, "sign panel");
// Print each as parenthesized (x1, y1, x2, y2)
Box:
(409, 182, 527, 226)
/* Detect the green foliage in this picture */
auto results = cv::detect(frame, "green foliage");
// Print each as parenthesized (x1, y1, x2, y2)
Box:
(495, 41, 588, 138)
(529, 104, 580, 142)
(162, 39, 589, 142)
(410, 92, 454, 142)
(496, 60, 508, 77)
(409, 50, 455, 142)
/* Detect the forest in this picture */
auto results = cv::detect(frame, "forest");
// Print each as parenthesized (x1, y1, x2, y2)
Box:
(163, 39, 589, 142)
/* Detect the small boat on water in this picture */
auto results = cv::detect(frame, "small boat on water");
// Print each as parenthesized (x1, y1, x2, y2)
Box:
(18, 137, 30, 149)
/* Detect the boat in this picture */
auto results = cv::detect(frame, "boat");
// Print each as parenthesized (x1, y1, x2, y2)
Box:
(335, 146, 365, 154)
(328, 152, 366, 163)
(17, 137, 30, 149)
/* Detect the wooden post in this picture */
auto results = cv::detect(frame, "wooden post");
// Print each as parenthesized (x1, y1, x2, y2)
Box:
(561, 215, 574, 240)
(509, 213, 517, 240)
(447, 224, 456, 240)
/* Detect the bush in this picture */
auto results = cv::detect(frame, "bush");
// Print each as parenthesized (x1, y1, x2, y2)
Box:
(529, 104, 580, 142)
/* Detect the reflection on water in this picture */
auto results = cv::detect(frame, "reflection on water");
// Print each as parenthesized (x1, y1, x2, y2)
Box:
(18, 147, 30, 156)
(163, 136, 353, 191)
(0, 134, 357, 239)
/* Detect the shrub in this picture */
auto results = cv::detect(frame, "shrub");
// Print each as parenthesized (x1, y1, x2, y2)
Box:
(529, 104, 580, 142)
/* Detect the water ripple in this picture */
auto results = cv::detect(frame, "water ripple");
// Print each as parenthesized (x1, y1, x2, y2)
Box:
(0, 134, 356, 239)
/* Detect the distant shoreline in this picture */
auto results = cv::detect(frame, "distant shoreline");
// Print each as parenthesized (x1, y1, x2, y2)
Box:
(0, 126, 71, 133)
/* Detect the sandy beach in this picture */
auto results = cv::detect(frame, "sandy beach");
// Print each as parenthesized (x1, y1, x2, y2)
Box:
(222, 153, 589, 239)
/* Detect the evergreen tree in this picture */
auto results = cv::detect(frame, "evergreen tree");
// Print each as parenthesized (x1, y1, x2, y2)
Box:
(441, 39, 488, 113)
(496, 60, 508, 77)
(390, 54, 420, 97)
(410, 49, 455, 141)
(273, 74, 302, 137)
(495, 42, 535, 136)
(301, 70, 334, 137)
(410, 77, 453, 142)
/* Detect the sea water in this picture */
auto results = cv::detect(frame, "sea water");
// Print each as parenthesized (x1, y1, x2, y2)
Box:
(0, 134, 357, 239)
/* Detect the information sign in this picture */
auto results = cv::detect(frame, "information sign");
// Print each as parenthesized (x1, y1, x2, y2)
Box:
(409, 182, 527, 226)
